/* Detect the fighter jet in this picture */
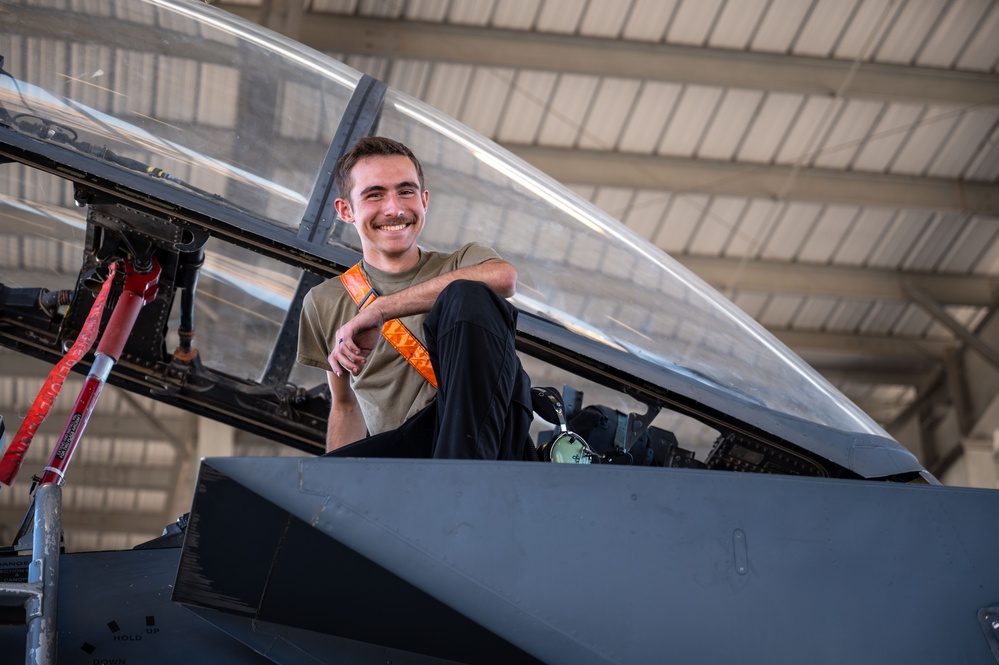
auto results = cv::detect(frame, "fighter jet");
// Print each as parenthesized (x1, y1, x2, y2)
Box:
(0, 1, 996, 664)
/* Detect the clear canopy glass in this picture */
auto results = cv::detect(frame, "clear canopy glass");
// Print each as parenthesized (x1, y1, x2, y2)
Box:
(373, 94, 886, 437)
(0, 0, 359, 228)
(0, 0, 887, 441)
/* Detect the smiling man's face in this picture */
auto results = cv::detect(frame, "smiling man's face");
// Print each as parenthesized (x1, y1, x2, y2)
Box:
(334, 154, 429, 272)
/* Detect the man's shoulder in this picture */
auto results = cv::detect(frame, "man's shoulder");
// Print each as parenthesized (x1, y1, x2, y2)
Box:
(322, 274, 349, 290)
(456, 241, 501, 261)
(303, 274, 351, 310)
(428, 242, 501, 269)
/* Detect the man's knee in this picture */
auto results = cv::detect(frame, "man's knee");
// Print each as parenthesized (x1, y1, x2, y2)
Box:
(440, 279, 491, 303)
(434, 279, 516, 329)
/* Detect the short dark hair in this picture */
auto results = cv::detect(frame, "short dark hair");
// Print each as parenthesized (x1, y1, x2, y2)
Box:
(333, 136, 425, 202)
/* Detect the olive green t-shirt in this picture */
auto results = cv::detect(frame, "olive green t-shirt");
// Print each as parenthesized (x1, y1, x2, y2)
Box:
(297, 242, 501, 435)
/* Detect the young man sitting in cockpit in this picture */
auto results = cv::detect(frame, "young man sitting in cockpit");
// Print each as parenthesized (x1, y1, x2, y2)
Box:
(297, 136, 534, 460)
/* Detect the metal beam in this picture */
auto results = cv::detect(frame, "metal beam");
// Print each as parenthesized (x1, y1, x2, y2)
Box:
(505, 145, 999, 215)
(903, 279, 999, 371)
(944, 348, 974, 436)
(0, 406, 191, 442)
(34, 462, 177, 489)
(0, 506, 164, 535)
(800, 343, 939, 386)
(0, 267, 77, 284)
(796, 349, 938, 380)
(812, 367, 931, 387)
(258, 0, 304, 36)
(219, 8, 999, 108)
(678, 256, 999, 307)
(771, 328, 958, 360)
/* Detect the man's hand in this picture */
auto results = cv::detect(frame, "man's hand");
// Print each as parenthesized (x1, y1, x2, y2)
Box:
(328, 259, 516, 377)
(328, 306, 385, 377)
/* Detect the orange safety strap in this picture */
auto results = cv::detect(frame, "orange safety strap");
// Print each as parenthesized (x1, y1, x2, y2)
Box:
(0, 262, 119, 487)
(340, 264, 438, 389)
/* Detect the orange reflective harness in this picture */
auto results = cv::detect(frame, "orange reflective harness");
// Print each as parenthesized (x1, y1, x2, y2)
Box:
(339, 263, 438, 389)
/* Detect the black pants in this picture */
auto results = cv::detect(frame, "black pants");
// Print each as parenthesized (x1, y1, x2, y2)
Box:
(325, 280, 533, 460)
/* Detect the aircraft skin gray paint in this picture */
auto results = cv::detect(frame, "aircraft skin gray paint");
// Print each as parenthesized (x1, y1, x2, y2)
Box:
(4, 455, 996, 664)
(0, 544, 484, 664)
(0, 548, 274, 664)
(182, 456, 999, 665)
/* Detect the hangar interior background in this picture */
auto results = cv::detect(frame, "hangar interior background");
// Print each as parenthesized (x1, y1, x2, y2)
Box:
(1, 0, 998, 551)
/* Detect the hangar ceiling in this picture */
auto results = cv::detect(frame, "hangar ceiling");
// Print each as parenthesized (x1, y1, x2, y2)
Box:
(1, 0, 998, 550)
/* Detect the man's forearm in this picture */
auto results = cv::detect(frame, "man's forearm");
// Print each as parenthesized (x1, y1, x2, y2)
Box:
(369, 259, 517, 322)
(326, 403, 368, 452)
